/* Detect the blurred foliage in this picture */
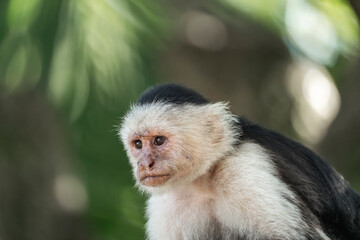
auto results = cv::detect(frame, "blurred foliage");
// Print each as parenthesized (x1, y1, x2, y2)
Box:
(221, 0, 359, 65)
(0, 0, 359, 239)
(47, 0, 168, 121)
(0, 0, 169, 239)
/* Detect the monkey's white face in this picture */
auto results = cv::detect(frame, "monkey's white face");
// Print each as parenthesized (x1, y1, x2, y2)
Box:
(128, 130, 182, 187)
(125, 129, 198, 192)
(129, 133, 171, 186)
(119, 102, 239, 193)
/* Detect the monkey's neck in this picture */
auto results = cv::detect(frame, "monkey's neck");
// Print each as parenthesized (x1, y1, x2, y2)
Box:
(176, 163, 220, 198)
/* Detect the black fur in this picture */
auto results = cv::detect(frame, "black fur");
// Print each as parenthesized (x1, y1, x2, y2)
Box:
(239, 118, 360, 240)
(137, 84, 209, 106)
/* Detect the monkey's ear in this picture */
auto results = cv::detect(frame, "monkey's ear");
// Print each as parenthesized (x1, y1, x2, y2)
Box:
(203, 102, 240, 149)
(206, 114, 225, 145)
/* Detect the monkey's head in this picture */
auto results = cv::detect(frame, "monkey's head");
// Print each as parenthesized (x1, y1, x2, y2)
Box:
(119, 84, 239, 194)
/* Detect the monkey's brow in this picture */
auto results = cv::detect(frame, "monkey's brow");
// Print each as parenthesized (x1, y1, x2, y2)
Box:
(131, 132, 166, 138)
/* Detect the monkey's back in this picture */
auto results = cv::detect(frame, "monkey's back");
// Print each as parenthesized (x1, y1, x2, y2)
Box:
(239, 118, 360, 240)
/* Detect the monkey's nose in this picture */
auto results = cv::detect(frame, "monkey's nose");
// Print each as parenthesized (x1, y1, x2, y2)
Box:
(138, 158, 155, 171)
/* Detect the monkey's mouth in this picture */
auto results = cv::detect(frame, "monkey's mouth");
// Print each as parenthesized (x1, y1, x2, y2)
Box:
(139, 174, 171, 186)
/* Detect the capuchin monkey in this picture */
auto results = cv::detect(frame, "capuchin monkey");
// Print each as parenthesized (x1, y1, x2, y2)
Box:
(119, 84, 360, 240)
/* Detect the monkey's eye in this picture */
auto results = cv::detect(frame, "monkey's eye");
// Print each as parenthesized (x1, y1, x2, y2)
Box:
(154, 136, 166, 146)
(134, 140, 142, 149)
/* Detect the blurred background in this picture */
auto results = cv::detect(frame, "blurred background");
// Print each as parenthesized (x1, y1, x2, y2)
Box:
(0, 0, 359, 239)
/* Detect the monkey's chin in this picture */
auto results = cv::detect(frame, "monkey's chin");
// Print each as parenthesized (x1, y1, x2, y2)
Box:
(139, 174, 171, 187)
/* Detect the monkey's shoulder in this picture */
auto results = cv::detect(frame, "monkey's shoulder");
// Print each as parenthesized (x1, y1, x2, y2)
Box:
(238, 120, 360, 239)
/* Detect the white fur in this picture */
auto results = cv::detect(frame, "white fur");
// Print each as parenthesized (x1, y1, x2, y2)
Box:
(212, 143, 305, 239)
(146, 143, 327, 240)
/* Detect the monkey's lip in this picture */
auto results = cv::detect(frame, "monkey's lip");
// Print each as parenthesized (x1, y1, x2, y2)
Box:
(139, 174, 171, 186)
